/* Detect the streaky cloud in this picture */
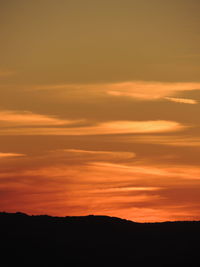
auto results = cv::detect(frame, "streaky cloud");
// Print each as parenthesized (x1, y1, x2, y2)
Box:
(90, 162, 200, 180)
(0, 110, 83, 126)
(165, 97, 198, 104)
(0, 153, 26, 158)
(32, 81, 200, 102)
(123, 135, 200, 147)
(0, 120, 186, 135)
(62, 149, 136, 161)
(92, 186, 161, 193)
(106, 81, 200, 101)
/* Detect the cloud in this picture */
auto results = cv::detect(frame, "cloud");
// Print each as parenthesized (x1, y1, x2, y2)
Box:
(165, 97, 198, 104)
(93, 120, 184, 134)
(0, 110, 82, 127)
(0, 153, 25, 158)
(105, 81, 200, 101)
(0, 120, 185, 135)
(1, 159, 200, 222)
(89, 162, 200, 180)
(61, 149, 136, 161)
(123, 135, 200, 147)
(0, 131, 199, 222)
(92, 186, 161, 193)
(33, 81, 200, 102)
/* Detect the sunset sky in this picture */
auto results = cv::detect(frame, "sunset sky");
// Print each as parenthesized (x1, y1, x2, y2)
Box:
(1, 0, 200, 222)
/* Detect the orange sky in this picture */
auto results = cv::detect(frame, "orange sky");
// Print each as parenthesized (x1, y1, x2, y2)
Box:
(0, 0, 200, 222)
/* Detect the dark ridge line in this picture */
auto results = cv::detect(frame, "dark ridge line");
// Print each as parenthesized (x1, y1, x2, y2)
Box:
(1, 211, 200, 224)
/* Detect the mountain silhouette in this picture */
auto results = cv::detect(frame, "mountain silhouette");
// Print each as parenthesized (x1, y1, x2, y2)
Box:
(1, 212, 200, 266)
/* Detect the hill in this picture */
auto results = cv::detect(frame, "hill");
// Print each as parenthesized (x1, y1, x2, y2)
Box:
(0, 212, 200, 266)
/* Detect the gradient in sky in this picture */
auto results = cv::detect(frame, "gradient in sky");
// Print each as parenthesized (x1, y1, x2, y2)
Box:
(0, 0, 200, 222)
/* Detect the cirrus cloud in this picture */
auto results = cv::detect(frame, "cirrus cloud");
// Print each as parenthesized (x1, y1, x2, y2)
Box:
(0, 110, 83, 127)
(0, 120, 186, 135)
(59, 149, 136, 162)
(164, 97, 198, 104)
(33, 81, 200, 104)
(0, 153, 26, 158)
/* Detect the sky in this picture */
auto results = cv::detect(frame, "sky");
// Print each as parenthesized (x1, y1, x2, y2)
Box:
(0, 0, 200, 222)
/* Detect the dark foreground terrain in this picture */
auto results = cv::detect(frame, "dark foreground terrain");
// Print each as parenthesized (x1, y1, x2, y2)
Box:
(0, 212, 200, 266)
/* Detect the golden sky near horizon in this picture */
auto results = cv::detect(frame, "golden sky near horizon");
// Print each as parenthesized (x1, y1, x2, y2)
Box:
(1, 0, 200, 222)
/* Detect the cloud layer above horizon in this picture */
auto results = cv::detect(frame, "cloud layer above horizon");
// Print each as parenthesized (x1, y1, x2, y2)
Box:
(0, 79, 200, 222)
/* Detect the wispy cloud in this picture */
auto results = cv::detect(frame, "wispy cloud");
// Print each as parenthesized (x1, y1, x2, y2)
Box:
(33, 81, 200, 103)
(1, 159, 200, 222)
(0, 110, 82, 127)
(0, 120, 185, 135)
(61, 149, 136, 161)
(92, 186, 161, 193)
(90, 162, 200, 180)
(165, 97, 198, 104)
(0, 153, 25, 158)
(123, 135, 200, 147)
(105, 81, 200, 101)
